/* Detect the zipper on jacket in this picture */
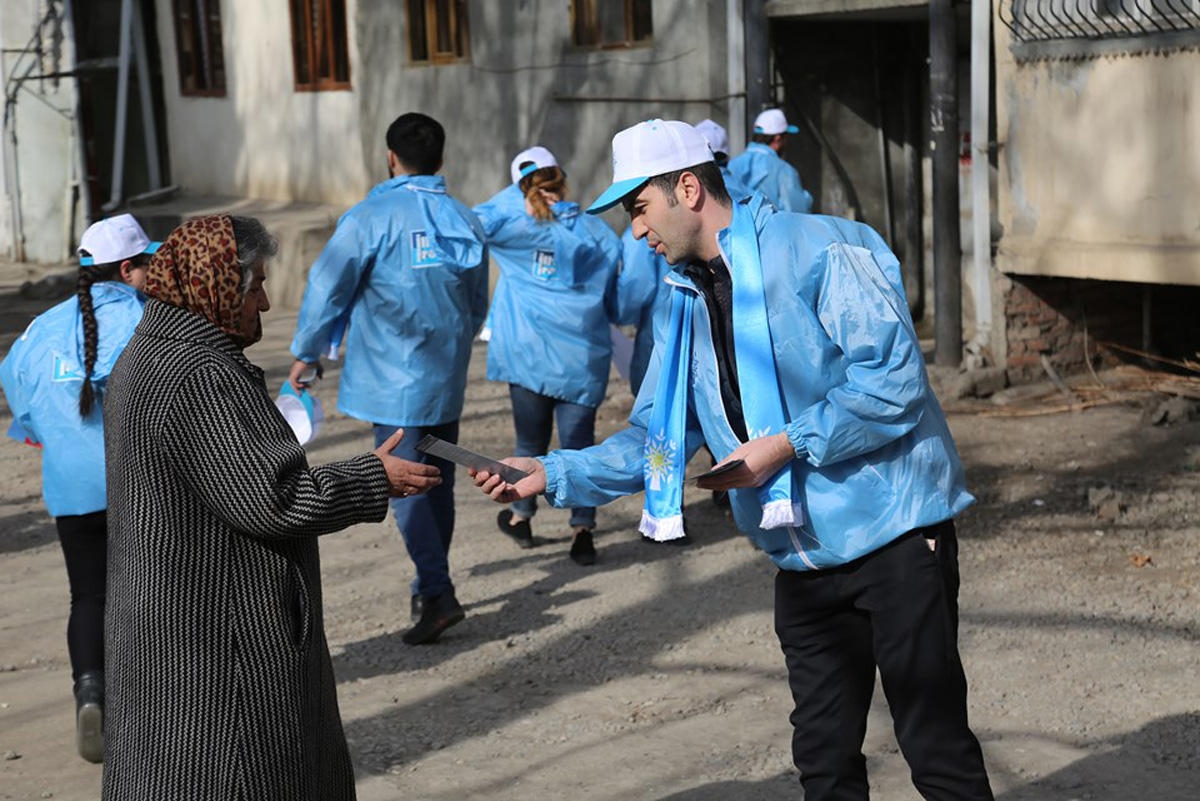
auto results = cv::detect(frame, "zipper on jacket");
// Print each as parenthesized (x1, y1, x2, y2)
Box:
(787, 526, 819, 570)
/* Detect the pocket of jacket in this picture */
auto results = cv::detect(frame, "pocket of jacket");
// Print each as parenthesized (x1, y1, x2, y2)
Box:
(287, 565, 312, 651)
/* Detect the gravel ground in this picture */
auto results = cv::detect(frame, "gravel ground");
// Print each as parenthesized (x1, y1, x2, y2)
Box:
(1, 294, 1197, 800)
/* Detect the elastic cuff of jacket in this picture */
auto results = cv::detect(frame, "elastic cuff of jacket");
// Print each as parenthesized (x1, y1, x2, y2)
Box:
(784, 420, 812, 465)
(538, 454, 559, 501)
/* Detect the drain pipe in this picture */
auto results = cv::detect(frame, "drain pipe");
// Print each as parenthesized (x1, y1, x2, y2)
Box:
(726, 0, 746, 154)
(971, 0, 993, 339)
(103, 0, 133, 212)
(745, 0, 768, 120)
(930, 0, 962, 367)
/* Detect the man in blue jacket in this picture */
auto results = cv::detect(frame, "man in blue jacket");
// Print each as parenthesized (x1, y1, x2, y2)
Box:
(728, 108, 814, 213)
(289, 113, 488, 645)
(473, 120, 993, 800)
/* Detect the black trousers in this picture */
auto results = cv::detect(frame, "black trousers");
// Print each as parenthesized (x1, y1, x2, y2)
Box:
(774, 520, 993, 801)
(55, 510, 108, 681)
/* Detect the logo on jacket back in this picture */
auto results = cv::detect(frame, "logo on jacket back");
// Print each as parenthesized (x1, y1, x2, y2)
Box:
(51, 353, 83, 382)
(533, 250, 557, 280)
(410, 231, 441, 269)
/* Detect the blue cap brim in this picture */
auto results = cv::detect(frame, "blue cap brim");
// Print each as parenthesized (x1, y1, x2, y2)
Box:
(786, 124, 799, 134)
(586, 176, 650, 214)
(78, 241, 161, 267)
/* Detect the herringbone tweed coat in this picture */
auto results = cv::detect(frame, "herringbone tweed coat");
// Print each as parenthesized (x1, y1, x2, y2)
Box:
(102, 300, 390, 801)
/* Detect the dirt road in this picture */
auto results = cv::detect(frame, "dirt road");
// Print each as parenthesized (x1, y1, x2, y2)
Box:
(1, 295, 1196, 800)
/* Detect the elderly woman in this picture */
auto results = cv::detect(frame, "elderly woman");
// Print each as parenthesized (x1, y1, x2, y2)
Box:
(101, 215, 438, 800)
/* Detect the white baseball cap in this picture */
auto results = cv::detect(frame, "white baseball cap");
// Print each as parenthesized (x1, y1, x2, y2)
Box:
(694, 119, 731, 157)
(78, 213, 160, 266)
(753, 108, 799, 136)
(510, 146, 559, 184)
(587, 120, 714, 214)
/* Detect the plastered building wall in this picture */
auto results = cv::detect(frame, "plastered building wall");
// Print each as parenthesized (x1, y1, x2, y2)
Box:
(994, 35, 1200, 286)
(0, 2, 80, 263)
(152, 0, 370, 206)
(353, 0, 731, 219)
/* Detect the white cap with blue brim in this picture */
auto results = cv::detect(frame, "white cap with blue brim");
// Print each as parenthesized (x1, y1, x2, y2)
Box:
(694, 118, 731, 157)
(78, 213, 160, 266)
(509, 146, 560, 184)
(753, 108, 799, 136)
(586, 119, 715, 214)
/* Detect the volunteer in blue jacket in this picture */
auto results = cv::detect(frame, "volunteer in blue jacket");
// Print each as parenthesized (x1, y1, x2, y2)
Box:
(728, 108, 814, 213)
(480, 147, 623, 566)
(289, 112, 488, 646)
(615, 224, 673, 397)
(694, 118, 750, 203)
(473, 120, 994, 801)
(0, 214, 157, 763)
(473, 146, 554, 342)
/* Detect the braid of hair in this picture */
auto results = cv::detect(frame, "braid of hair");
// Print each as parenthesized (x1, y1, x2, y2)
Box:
(76, 258, 123, 417)
(76, 265, 102, 417)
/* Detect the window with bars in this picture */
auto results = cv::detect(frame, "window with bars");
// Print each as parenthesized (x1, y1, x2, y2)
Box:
(172, 0, 226, 97)
(571, 0, 653, 48)
(999, 0, 1200, 46)
(407, 0, 470, 64)
(290, 0, 351, 91)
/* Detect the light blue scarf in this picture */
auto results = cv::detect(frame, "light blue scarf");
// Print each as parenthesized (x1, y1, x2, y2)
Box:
(640, 201, 801, 541)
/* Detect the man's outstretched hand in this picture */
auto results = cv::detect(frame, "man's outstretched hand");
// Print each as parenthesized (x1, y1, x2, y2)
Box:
(471, 457, 546, 503)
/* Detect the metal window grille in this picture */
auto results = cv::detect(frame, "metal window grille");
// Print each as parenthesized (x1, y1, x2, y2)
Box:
(999, 0, 1200, 44)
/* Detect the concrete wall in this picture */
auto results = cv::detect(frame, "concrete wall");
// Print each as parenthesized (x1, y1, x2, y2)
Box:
(353, 0, 732, 224)
(152, 0, 369, 206)
(0, 0, 82, 263)
(994, 33, 1200, 286)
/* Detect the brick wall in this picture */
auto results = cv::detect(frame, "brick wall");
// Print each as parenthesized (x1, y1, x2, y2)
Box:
(1002, 276, 1168, 383)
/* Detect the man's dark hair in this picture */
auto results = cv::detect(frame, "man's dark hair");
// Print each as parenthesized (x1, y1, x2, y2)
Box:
(751, 132, 778, 146)
(642, 161, 731, 209)
(385, 113, 445, 175)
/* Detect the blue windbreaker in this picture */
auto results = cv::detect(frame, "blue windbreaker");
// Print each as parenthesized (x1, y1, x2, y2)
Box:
(541, 195, 973, 572)
(290, 174, 488, 427)
(615, 226, 673, 395)
(719, 164, 752, 204)
(728, 143, 814, 213)
(482, 200, 623, 407)
(0, 282, 145, 516)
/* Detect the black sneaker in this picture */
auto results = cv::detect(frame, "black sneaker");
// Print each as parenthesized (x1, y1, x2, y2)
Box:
(410, 594, 423, 622)
(74, 671, 104, 764)
(569, 529, 596, 566)
(497, 509, 534, 549)
(402, 592, 465, 645)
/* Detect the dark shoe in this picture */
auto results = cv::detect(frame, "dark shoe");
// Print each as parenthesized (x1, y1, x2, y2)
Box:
(402, 592, 465, 645)
(497, 509, 534, 549)
(410, 594, 424, 622)
(73, 671, 104, 764)
(569, 529, 596, 566)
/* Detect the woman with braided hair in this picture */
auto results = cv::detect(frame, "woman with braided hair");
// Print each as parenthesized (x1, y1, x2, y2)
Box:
(0, 214, 158, 762)
(477, 147, 628, 566)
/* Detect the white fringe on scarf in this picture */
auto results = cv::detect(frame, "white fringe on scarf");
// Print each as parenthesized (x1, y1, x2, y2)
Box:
(639, 510, 688, 542)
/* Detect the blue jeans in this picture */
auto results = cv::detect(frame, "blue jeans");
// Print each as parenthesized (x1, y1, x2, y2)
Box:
(507, 384, 596, 529)
(373, 421, 458, 600)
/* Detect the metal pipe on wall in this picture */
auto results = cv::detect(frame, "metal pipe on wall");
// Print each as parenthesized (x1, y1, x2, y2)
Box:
(726, 0, 746, 154)
(930, 0, 962, 366)
(971, 0, 992, 338)
(103, 0, 133, 212)
(744, 0, 769, 119)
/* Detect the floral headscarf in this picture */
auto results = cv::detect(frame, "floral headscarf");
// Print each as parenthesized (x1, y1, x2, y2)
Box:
(144, 215, 250, 342)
